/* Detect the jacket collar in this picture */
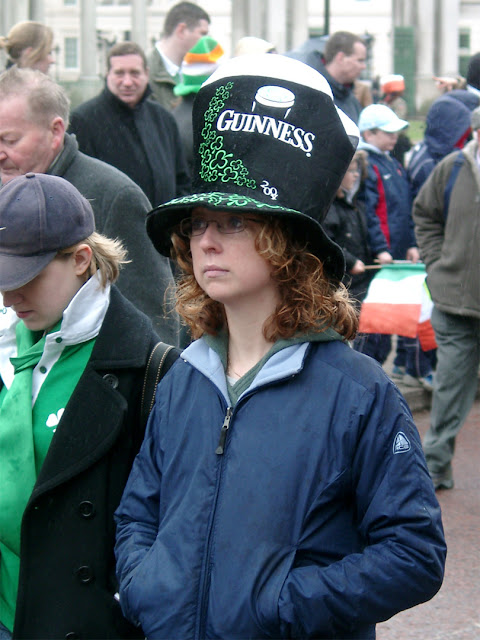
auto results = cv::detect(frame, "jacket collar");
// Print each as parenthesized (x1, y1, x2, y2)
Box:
(48, 133, 78, 178)
(182, 338, 310, 405)
(102, 83, 152, 114)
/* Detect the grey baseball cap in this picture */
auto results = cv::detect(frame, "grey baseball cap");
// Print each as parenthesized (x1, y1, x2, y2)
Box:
(0, 173, 95, 291)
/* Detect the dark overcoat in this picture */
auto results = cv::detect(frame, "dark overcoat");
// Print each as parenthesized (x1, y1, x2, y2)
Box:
(11, 287, 158, 639)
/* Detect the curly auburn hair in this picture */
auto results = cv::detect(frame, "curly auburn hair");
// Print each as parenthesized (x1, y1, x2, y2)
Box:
(170, 216, 358, 341)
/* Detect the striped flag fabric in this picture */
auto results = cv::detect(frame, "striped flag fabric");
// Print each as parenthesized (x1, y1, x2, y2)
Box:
(358, 263, 437, 348)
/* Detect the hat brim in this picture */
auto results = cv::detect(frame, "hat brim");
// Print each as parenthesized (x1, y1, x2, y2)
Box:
(146, 191, 346, 282)
(379, 119, 409, 133)
(0, 251, 56, 291)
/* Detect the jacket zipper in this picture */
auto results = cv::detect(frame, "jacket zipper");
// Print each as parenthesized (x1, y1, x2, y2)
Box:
(195, 405, 233, 638)
(215, 406, 233, 455)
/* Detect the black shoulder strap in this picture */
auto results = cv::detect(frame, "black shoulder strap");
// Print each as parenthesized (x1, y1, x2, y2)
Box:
(141, 341, 180, 428)
(443, 150, 464, 220)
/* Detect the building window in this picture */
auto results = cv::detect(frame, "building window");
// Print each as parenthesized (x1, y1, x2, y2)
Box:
(64, 37, 78, 69)
(459, 29, 470, 51)
(64, 0, 77, 5)
(459, 28, 471, 77)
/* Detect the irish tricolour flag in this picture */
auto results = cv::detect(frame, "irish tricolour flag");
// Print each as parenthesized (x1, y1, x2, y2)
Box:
(358, 264, 437, 349)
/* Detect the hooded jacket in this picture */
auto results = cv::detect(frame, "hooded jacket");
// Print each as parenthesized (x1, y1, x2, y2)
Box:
(407, 93, 472, 198)
(115, 337, 445, 640)
(413, 138, 480, 319)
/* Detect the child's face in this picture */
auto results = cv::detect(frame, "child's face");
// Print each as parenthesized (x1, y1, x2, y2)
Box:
(341, 161, 360, 192)
(363, 129, 399, 152)
(1, 252, 88, 332)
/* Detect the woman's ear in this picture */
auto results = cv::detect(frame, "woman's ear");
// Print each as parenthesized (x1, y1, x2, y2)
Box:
(18, 46, 34, 66)
(73, 244, 93, 277)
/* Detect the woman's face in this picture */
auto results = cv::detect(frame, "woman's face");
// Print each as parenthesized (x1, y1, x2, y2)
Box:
(31, 49, 55, 74)
(189, 208, 280, 315)
(19, 45, 55, 74)
(1, 247, 91, 332)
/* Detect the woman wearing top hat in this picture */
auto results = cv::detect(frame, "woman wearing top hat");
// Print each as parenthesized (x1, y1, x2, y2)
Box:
(114, 54, 446, 640)
(0, 173, 161, 639)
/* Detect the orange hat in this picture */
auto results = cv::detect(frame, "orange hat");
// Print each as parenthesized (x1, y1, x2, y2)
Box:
(380, 74, 405, 94)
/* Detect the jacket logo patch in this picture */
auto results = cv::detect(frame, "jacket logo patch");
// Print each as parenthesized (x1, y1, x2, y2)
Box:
(393, 431, 411, 454)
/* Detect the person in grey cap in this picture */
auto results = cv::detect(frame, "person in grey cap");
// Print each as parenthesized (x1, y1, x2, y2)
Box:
(0, 173, 160, 639)
(413, 105, 480, 490)
(114, 54, 445, 640)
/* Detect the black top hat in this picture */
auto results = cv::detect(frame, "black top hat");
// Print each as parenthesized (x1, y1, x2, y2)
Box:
(147, 54, 359, 281)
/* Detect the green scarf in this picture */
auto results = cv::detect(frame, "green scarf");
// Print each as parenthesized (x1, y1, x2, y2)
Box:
(0, 321, 95, 631)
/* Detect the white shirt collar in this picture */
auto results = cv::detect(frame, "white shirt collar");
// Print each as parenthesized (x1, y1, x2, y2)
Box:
(155, 42, 180, 78)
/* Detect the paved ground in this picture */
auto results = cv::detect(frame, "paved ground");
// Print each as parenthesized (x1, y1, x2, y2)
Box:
(375, 390, 480, 640)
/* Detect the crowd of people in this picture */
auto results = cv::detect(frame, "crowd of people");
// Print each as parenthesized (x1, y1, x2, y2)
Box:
(0, 2, 479, 638)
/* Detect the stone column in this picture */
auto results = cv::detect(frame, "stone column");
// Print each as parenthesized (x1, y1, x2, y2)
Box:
(132, 0, 148, 50)
(266, 0, 286, 53)
(76, 0, 101, 103)
(414, 0, 437, 110)
(438, 0, 459, 77)
(30, 0, 45, 22)
(289, 0, 308, 51)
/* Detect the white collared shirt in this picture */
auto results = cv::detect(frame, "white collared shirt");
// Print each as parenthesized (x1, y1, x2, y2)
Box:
(155, 42, 180, 79)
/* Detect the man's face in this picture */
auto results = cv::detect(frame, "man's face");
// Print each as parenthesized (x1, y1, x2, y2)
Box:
(0, 95, 59, 184)
(181, 19, 210, 56)
(338, 42, 367, 84)
(106, 54, 149, 108)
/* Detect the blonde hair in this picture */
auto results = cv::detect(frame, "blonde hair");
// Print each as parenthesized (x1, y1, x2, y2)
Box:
(58, 232, 129, 289)
(171, 217, 358, 341)
(0, 21, 53, 69)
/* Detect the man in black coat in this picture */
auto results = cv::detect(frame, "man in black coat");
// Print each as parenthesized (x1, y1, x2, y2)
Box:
(69, 41, 191, 208)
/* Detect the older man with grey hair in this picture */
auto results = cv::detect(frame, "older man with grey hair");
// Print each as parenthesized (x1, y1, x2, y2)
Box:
(413, 105, 480, 490)
(0, 66, 179, 343)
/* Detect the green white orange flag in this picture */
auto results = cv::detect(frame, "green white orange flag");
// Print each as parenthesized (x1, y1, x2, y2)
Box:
(358, 263, 437, 349)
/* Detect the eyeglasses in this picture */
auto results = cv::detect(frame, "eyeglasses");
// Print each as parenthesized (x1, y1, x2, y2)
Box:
(179, 214, 263, 237)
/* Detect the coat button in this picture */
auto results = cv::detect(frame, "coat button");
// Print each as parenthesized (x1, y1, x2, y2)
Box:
(78, 501, 96, 519)
(76, 565, 94, 584)
(65, 633, 78, 639)
(102, 373, 119, 389)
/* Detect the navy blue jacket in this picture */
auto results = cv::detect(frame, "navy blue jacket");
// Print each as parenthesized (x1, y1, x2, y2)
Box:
(408, 93, 472, 199)
(115, 338, 445, 639)
(358, 145, 416, 259)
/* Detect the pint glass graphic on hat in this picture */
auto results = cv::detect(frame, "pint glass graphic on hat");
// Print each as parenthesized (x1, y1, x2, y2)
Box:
(252, 85, 295, 119)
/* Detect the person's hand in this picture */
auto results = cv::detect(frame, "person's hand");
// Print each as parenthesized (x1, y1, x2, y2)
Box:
(376, 251, 393, 264)
(433, 76, 459, 92)
(406, 247, 420, 263)
(350, 260, 365, 274)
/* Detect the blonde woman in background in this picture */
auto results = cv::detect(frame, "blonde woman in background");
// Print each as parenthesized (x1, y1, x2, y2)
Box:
(0, 21, 55, 73)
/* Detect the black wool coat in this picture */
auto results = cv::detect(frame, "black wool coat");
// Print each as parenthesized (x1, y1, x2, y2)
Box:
(69, 86, 191, 208)
(11, 287, 159, 639)
(324, 195, 375, 307)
